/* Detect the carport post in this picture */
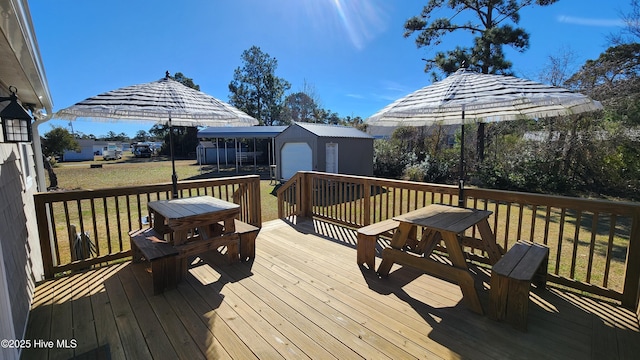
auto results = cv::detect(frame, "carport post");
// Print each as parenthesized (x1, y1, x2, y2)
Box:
(216, 138, 220, 173)
(235, 138, 238, 173)
(225, 140, 228, 168)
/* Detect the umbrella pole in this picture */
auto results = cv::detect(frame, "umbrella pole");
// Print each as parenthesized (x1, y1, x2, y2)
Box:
(458, 107, 465, 207)
(169, 118, 178, 198)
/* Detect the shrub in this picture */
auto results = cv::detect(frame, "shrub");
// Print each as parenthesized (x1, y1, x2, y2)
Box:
(373, 139, 410, 178)
(402, 155, 451, 183)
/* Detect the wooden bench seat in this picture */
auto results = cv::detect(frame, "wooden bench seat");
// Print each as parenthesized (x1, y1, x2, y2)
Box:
(489, 240, 549, 331)
(129, 228, 179, 295)
(357, 219, 399, 270)
(203, 219, 260, 262)
(234, 220, 260, 261)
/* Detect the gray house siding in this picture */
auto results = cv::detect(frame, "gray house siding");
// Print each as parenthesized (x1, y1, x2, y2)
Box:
(0, 143, 44, 359)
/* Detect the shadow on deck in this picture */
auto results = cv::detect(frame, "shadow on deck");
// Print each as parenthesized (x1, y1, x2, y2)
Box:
(23, 218, 640, 360)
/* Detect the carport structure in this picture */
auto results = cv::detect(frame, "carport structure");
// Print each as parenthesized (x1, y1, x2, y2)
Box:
(197, 126, 286, 174)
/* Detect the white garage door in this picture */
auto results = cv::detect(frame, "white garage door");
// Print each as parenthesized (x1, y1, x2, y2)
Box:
(281, 142, 312, 180)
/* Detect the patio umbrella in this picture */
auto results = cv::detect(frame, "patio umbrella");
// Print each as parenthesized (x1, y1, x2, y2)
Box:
(365, 68, 603, 206)
(55, 72, 259, 198)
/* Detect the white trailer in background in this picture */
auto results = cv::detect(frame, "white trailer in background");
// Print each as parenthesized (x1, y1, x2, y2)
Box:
(102, 143, 122, 160)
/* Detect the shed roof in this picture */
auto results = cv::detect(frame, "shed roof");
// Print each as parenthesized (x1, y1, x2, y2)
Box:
(293, 123, 373, 139)
(198, 126, 287, 139)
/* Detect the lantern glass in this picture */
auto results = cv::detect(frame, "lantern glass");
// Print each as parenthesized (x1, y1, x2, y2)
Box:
(2, 118, 32, 142)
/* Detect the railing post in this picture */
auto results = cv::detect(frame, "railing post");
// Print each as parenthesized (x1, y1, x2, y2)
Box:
(34, 194, 54, 279)
(299, 172, 313, 218)
(622, 208, 640, 311)
(363, 179, 371, 226)
(251, 176, 262, 227)
(294, 173, 302, 217)
(277, 189, 284, 219)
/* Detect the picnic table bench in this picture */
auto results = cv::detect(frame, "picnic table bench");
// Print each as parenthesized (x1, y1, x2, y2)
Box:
(129, 228, 179, 295)
(356, 219, 400, 270)
(489, 240, 549, 331)
(234, 219, 260, 261)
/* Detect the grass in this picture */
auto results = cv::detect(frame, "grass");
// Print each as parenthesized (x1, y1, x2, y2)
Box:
(50, 153, 280, 221)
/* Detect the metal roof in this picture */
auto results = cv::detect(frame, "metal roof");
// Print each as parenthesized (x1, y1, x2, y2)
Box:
(293, 122, 373, 139)
(198, 123, 373, 140)
(197, 126, 287, 139)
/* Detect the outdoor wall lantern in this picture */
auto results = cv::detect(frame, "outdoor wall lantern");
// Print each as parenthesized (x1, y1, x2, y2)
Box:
(0, 86, 33, 143)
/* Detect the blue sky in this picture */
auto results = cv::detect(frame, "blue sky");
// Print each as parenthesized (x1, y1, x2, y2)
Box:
(30, 0, 632, 138)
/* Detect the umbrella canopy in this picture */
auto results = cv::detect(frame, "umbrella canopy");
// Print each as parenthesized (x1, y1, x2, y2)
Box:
(365, 68, 603, 206)
(367, 68, 602, 126)
(55, 73, 258, 126)
(54, 72, 259, 197)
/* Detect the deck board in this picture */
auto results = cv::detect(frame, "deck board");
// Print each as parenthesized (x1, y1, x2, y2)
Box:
(22, 279, 53, 360)
(22, 218, 640, 360)
(192, 262, 310, 360)
(176, 278, 249, 360)
(105, 265, 154, 360)
(90, 266, 127, 360)
(252, 241, 447, 359)
(71, 276, 98, 356)
(205, 262, 341, 360)
(261, 224, 509, 359)
(50, 275, 75, 360)
(119, 265, 181, 360)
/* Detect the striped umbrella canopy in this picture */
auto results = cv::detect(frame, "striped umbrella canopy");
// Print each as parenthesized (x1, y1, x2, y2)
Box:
(366, 68, 602, 126)
(55, 72, 258, 126)
(365, 68, 603, 206)
(55, 72, 259, 197)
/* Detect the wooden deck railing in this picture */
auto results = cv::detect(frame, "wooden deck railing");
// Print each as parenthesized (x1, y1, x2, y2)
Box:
(34, 175, 261, 278)
(277, 171, 640, 310)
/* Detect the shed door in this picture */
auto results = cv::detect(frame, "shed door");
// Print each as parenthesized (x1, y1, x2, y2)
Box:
(281, 142, 312, 180)
(325, 143, 338, 173)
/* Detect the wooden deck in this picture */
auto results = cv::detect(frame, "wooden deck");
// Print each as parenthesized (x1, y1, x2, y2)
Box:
(23, 218, 640, 360)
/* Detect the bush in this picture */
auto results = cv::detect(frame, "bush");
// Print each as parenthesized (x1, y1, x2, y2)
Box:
(48, 156, 59, 168)
(403, 155, 451, 183)
(373, 140, 410, 179)
(372, 120, 640, 201)
(403, 164, 424, 181)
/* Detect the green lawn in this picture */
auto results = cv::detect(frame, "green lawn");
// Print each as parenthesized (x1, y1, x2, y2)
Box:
(50, 153, 280, 221)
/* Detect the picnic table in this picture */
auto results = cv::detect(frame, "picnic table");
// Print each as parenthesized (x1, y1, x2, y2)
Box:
(147, 195, 241, 280)
(377, 204, 502, 314)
